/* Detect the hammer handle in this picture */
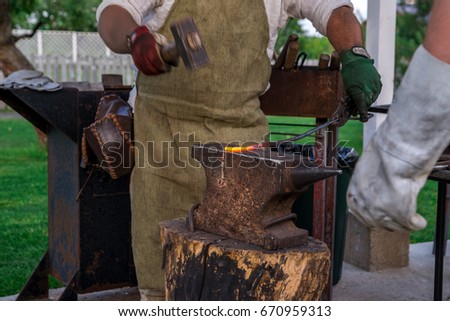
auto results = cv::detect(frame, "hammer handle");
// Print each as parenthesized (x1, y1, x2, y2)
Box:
(318, 54, 330, 70)
(274, 34, 299, 69)
(284, 42, 300, 70)
(160, 42, 179, 66)
(329, 51, 341, 70)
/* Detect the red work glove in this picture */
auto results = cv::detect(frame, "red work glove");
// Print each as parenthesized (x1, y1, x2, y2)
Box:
(128, 26, 170, 75)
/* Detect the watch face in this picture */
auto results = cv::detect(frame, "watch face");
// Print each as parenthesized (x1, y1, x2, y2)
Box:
(129, 31, 138, 44)
(352, 47, 370, 59)
(127, 32, 137, 51)
(126, 35, 132, 50)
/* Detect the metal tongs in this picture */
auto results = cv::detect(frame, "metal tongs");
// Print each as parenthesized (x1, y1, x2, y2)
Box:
(225, 95, 377, 153)
(225, 117, 342, 153)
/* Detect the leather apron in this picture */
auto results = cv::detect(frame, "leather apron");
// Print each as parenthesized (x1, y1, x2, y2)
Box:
(132, 0, 272, 293)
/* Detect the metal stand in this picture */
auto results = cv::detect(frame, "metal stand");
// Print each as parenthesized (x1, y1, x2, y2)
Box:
(428, 171, 450, 301)
(312, 120, 338, 300)
(16, 252, 49, 301)
(0, 78, 137, 300)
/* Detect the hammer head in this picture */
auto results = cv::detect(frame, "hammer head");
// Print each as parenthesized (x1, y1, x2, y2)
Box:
(170, 17, 209, 70)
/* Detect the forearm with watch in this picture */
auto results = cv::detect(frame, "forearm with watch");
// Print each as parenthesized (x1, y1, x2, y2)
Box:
(326, 6, 382, 122)
(98, 5, 170, 76)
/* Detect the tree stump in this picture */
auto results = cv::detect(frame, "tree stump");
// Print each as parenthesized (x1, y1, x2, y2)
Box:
(160, 219, 330, 301)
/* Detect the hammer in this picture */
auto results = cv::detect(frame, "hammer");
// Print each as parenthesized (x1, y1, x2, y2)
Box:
(160, 17, 209, 70)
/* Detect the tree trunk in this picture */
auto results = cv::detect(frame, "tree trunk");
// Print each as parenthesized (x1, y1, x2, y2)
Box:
(0, 0, 35, 75)
(0, 0, 47, 147)
(160, 219, 331, 301)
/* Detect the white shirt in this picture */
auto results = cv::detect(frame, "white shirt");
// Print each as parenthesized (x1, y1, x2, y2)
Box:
(96, 0, 354, 60)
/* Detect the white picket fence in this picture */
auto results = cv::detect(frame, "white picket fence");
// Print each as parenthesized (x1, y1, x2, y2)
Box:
(27, 53, 135, 84)
(13, 29, 135, 85)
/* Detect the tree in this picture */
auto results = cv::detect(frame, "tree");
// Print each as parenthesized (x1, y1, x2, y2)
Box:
(395, 0, 432, 86)
(1, 0, 100, 73)
(275, 18, 334, 61)
(9, 0, 99, 32)
(0, 0, 36, 75)
(0, 0, 47, 146)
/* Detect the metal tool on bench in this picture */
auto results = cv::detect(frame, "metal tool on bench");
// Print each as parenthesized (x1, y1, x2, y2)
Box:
(433, 153, 450, 171)
(274, 34, 300, 70)
(188, 142, 341, 251)
(160, 17, 209, 69)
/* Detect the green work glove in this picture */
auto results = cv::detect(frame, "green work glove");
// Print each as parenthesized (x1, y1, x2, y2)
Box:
(340, 47, 382, 122)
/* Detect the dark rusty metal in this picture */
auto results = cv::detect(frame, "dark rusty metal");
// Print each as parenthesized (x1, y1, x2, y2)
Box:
(0, 79, 137, 300)
(259, 66, 346, 119)
(58, 272, 79, 301)
(16, 251, 49, 301)
(273, 34, 299, 70)
(311, 118, 339, 301)
(101, 74, 130, 90)
(318, 54, 331, 70)
(329, 51, 341, 70)
(166, 17, 209, 69)
(0, 87, 79, 140)
(428, 148, 450, 301)
(190, 143, 341, 250)
(332, 97, 355, 127)
(433, 181, 447, 301)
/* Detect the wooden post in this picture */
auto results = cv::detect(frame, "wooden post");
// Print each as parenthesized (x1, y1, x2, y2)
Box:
(364, 0, 396, 144)
(345, 1, 411, 272)
(160, 219, 331, 301)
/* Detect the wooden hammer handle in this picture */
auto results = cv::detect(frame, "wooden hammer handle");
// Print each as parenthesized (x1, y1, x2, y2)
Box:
(160, 42, 179, 66)
(273, 34, 299, 69)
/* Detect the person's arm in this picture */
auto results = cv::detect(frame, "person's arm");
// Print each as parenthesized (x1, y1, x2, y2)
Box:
(282, 1, 381, 121)
(326, 6, 364, 54)
(326, 6, 382, 122)
(98, 5, 138, 54)
(97, 4, 170, 75)
(423, 0, 450, 64)
(346, 0, 450, 232)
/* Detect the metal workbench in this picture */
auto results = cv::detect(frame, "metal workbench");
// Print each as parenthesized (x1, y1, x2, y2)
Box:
(0, 79, 137, 300)
(428, 168, 450, 301)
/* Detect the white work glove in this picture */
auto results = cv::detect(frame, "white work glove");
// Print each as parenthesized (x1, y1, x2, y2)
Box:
(0, 70, 61, 91)
(347, 45, 450, 231)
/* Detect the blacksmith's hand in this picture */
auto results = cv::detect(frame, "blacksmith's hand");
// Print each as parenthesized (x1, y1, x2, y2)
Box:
(128, 26, 171, 76)
(340, 47, 382, 122)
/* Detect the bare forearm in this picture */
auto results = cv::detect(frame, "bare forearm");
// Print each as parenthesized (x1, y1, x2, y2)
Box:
(326, 6, 364, 54)
(97, 5, 138, 54)
(424, 0, 450, 64)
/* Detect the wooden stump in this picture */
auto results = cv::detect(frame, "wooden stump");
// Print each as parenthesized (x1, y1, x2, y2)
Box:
(160, 219, 330, 301)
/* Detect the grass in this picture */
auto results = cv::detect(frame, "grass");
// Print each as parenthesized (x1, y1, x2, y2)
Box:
(0, 118, 49, 297)
(0, 116, 444, 297)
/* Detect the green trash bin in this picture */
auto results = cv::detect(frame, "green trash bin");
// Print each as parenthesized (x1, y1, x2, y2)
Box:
(292, 146, 358, 285)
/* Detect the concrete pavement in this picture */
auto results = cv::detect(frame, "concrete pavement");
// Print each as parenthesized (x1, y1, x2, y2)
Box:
(333, 241, 450, 301)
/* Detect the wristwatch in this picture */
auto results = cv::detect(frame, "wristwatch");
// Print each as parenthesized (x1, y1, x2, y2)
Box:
(126, 31, 137, 51)
(351, 46, 371, 59)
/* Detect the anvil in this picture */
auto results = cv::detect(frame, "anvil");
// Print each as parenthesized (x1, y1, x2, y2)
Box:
(189, 143, 341, 250)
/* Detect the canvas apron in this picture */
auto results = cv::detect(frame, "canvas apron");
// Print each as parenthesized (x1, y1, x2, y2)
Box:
(132, 0, 272, 293)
